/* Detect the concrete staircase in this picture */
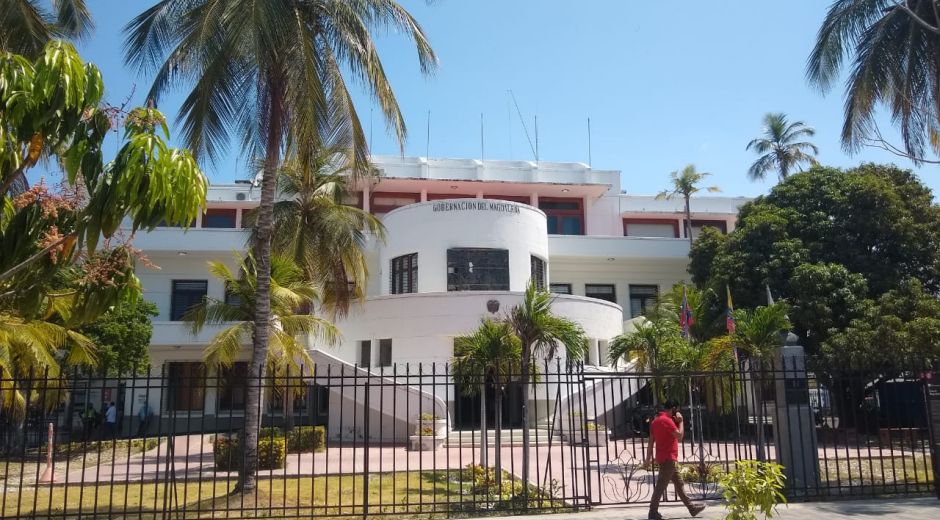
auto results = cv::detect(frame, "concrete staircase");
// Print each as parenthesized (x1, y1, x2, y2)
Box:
(445, 428, 554, 447)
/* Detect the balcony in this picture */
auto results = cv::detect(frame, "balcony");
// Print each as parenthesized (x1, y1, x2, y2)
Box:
(548, 235, 690, 259)
(132, 227, 249, 253)
(151, 321, 233, 346)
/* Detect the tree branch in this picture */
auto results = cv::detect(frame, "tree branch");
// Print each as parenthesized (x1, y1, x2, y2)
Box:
(0, 232, 76, 283)
(892, 1, 940, 35)
(862, 133, 940, 164)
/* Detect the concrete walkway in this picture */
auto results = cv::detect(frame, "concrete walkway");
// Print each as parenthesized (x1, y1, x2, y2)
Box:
(505, 497, 940, 520)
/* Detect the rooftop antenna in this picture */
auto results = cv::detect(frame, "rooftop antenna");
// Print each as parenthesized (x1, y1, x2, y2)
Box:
(588, 117, 592, 167)
(425, 109, 431, 159)
(480, 113, 485, 162)
(509, 89, 537, 162)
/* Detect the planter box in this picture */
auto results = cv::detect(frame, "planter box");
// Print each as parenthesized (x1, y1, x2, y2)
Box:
(417, 418, 448, 438)
(409, 435, 445, 451)
(584, 428, 609, 447)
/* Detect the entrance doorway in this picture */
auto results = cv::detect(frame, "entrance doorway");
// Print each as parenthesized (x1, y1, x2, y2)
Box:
(453, 382, 523, 430)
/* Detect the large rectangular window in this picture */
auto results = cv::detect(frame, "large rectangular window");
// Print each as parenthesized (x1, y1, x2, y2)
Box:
(391, 253, 418, 294)
(530, 256, 546, 290)
(167, 362, 206, 412)
(359, 340, 372, 369)
(539, 198, 584, 236)
(378, 339, 392, 368)
(550, 283, 572, 295)
(371, 192, 420, 215)
(623, 219, 680, 238)
(202, 208, 237, 228)
(170, 280, 208, 320)
(629, 285, 659, 318)
(447, 248, 510, 291)
(217, 362, 247, 411)
(585, 284, 616, 304)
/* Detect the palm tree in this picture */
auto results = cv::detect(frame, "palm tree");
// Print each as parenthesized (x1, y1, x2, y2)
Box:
(808, 0, 940, 162)
(125, 0, 436, 490)
(656, 165, 720, 245)
(246, 150, 384, 318)
(609, 318, 683, 404)
(0, 0, 93, 57)
(183, 255, 339, 432)
(746, 113, 818, 182)
(451, 319, 521, 481)
(731, 303, 790, 461)
(506, 281, 587, 496)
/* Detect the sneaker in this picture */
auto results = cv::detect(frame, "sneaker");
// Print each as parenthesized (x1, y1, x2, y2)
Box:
(688, 503, 706, 517)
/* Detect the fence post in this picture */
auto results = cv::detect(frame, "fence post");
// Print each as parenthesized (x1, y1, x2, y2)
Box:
(362, 374, 370, 519)
(925, 376, 940, 500)
(772, 343, 819, 496)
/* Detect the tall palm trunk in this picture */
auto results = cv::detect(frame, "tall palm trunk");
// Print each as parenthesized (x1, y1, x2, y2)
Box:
(240, 74, 284, 492)
(519, 343, 531, 496)
(684, 196, 693, 246)
(750, 362, 767, 462)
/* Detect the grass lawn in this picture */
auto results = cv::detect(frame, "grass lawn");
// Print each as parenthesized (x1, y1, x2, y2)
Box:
(818, 455, 934, 496)
(0, 438, 162, 486)
(2, 470, 569, 519)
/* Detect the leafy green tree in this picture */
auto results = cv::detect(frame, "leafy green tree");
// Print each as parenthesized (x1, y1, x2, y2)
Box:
(808, 0, 940, 162)
(0, 0, 93, 57)
(246, 150, 384, 318)
(787, 263, 869, 350)
(746, 113, 818, 182)
(125, 1, 435, 491)
(78, 299, 158, 376)
(451, 319, 520, 479)
(506, 281, 586, 496)
(657, 164, 720, 244)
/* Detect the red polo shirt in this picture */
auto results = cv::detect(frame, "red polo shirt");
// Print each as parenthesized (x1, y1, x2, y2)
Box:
(650, 412, 679, 463)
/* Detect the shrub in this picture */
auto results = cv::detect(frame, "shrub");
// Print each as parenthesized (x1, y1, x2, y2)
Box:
(419, 426, 436, 436)
(419, 412, 440, 421)
(719, 460, 787, 520)
(285, 426, 326, 452)
(213, 435, 287, 471)
(585, 422, 601, 431)
(259, 427, 283, 438)
(680, 462, 725, 484)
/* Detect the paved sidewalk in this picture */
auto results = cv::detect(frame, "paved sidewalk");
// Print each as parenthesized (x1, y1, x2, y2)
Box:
(503, 497, 940, 520)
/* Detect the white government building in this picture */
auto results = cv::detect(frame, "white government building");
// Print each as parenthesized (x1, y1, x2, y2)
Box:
(126, 156, 747, 438)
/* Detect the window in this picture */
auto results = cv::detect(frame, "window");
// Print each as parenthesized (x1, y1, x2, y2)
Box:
(623, 219, 680, 238)
(359, 340, 372, 369)
(629, 285, 659, 318)
(170, 280, 208, 320)
(224, 282, 241, 309)
(217, 362, 247, 411)
(487, 195, 529, 204)
(539, 198, 583, 235)
(530, 256, 546, 290)
(167, 362, 206, 411)
(447, 248, 510, 291)
(371, 192, 420, 215)
(427, 193, 476, 200)
(550, 283, 572, 295)
(585, 284, 616, 304)
(691, 220, 728, 238)
(341, 191, 363, 208)
(202, 208, 237, 228)
(391, 253, 418, 294)
(378, 339, 392, 368)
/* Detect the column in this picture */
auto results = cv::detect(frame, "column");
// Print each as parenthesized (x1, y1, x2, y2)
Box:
(363, 183, 371, 213)
(420, 188, 428, 202)
(530, 192, 539, 207)
(773, 343, 820, 495)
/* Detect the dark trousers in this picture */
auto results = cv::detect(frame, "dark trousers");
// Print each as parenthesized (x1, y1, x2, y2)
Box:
(649, 460, 693, 516)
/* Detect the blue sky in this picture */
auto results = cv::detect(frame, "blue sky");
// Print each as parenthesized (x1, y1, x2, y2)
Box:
(70, 0, 932, 197)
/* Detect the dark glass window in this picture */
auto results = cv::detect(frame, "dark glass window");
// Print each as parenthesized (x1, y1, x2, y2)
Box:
(167, 362, 205, 411)
(224, 282, 241, 309)
(359, 340, 372, 368)
(586, 284, 617, 304)
(447, 248, 510, 291)
(550, 283, 572, 295)
(217, 362, 247, 411)
(539, 198, 583, 236)
(530, 256, 546, 290)
(629, 285, 659, 318)
(378, 339, 392, 368)
(391, 253, 418, 294)
(170, 280, 208, 320)
(203, 208, 237, 228)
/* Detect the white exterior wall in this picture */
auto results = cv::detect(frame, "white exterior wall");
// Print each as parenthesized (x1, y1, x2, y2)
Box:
(379, 199, 548, 293)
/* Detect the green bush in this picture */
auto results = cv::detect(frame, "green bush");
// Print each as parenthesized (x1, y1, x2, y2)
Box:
(719, 460, 787, 520)
(259, 426, 283, 438)
(213, 435, 287, 471)
(285, 426, 326, 452)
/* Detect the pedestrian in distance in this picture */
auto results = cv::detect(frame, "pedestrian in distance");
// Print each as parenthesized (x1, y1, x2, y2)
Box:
(137, 401, 151, 437)
(644, 400, 706, 520)
(105, 401, 117, 439)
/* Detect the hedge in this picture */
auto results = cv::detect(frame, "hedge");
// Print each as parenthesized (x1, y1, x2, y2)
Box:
(212, 436, 287, 471)
(254, 426, 326, 453)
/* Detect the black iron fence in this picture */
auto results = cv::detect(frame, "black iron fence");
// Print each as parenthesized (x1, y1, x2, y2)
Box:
(0, 359, 936, 519)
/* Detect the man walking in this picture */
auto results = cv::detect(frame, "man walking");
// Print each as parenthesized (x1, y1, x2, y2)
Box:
(137, 401, 151, 437)
(644, 400, 705, 520)
(105, 401, 117, 439)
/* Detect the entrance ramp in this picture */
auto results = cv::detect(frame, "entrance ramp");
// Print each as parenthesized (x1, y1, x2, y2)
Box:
(309, 349, 448, 443)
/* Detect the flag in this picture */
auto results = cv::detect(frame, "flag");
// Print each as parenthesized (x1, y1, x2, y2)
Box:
(726, 286, 736, 334)
(679, 285, 694, 338)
